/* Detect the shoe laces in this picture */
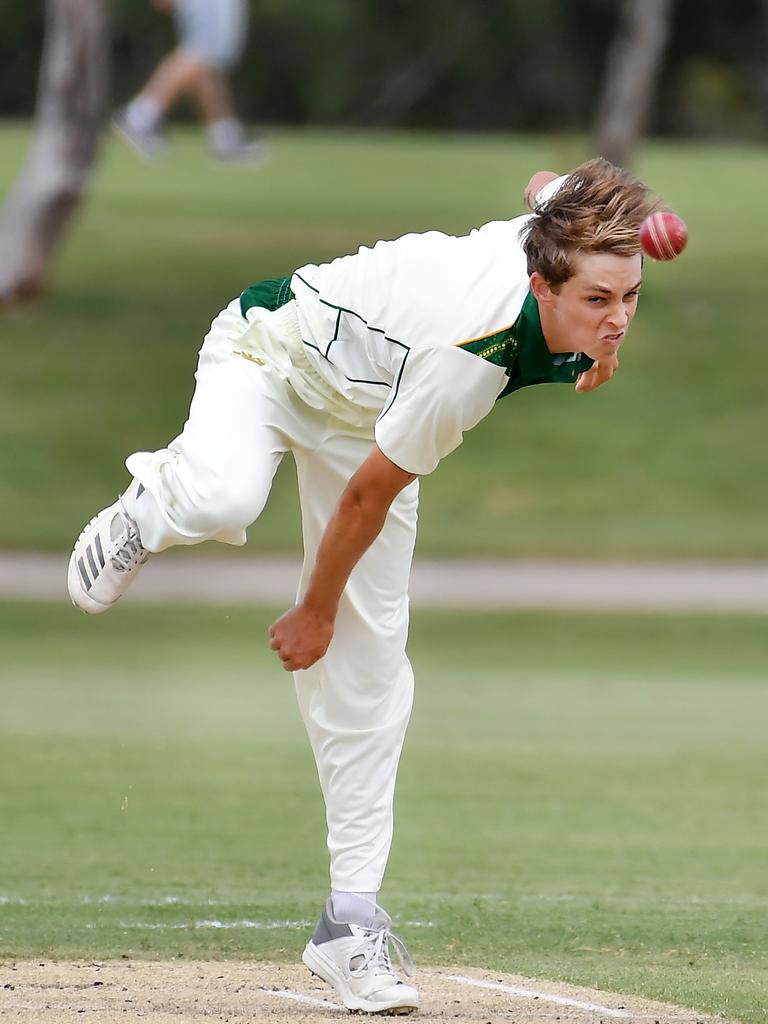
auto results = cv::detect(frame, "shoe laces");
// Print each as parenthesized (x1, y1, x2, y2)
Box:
(110, 501, 147, 573)
(349, 919, 416, 980)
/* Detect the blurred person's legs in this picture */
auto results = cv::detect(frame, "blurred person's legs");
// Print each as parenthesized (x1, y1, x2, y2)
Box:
(115, 0, 264, 162)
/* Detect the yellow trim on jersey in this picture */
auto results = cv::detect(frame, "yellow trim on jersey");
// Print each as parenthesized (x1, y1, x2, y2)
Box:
(454, 322, 515, 348)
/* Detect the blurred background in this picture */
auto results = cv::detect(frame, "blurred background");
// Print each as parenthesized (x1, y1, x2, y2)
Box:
(6, 0, 768, 135)
(1, 4, 767, 1020)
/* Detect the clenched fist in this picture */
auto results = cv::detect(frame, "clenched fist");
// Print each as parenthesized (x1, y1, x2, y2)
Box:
(268, 604, 335, 672)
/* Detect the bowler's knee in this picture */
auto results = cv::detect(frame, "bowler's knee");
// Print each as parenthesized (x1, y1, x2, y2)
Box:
(182, 475, 269, 536)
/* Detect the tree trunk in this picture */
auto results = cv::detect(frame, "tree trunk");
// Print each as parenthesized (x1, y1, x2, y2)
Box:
(595, 0, 675, 168)
(753, 0, 768, 119)
(0, 0, 108, 303)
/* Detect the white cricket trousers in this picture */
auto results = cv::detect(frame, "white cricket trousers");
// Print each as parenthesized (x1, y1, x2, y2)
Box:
(126, 300, 419, 893)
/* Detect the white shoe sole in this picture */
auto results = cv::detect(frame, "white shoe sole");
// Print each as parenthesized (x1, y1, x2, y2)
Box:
(302, 941, 418, 1015)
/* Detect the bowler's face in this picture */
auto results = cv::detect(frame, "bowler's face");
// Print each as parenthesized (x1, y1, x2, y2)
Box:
(544, 252, 643, 362)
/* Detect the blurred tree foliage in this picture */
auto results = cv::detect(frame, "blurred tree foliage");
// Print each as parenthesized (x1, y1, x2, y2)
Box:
(1, 0, 766, 136)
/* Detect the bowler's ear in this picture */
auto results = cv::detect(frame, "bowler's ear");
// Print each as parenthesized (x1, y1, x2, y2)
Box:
(529, 272, 554, 306)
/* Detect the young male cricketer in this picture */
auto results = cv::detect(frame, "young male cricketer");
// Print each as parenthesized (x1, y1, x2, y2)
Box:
(69, 159, 660, 1015)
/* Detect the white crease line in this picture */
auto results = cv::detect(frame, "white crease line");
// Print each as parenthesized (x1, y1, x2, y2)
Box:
(6, 892, 768, 910)
(447, 975, 630, 1018)
(194, 919, 311, 930)
(260, 988, 342, 1010)
(83, 895, 298, 907)
(106, 919, 311, 931)
(91, 917, 429, 932)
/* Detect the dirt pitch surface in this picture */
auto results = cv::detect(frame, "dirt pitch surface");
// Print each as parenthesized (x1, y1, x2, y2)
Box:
(0, 961, 728, 1024)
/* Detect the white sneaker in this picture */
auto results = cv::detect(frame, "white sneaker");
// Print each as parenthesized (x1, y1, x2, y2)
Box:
(302, 899, 419, 1015)
(112, 110, 165, 160)
(68, 497, 148, 614)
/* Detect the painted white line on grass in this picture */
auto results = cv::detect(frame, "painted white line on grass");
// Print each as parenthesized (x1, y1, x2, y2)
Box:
(92, 895, 251, 907)
(82, 895, 228, 906)
(195, 919, 312, 930)
(447, 975, 630, 1018)
(96, 917, 430, 931)
(108, 919, 311, 931)
(260, 988, 343, 1010)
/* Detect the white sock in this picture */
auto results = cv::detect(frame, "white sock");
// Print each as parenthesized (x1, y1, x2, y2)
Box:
(331, 890, 378, 927)
(120, 479, 160, 550)
(207, 117, 244, 151)
(120, 478, 144, 518)
(124, 95, 162, 134)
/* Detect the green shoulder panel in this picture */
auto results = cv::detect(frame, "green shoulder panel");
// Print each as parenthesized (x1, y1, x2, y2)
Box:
(239, 277, 294, 317)
(458, 290, 594, 400)
(459, 326, 519, 369)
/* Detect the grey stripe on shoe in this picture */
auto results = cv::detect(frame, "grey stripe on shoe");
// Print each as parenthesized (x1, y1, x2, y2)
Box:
(86, 545, 99, 580)
(77, 557, 92, 592)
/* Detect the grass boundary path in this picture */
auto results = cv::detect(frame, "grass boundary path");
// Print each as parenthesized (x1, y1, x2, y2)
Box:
(3, 552, 768, 612)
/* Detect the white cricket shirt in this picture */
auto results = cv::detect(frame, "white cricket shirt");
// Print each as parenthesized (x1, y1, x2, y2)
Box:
(239, 177, 590, 475)
(291, 218, 536, 475)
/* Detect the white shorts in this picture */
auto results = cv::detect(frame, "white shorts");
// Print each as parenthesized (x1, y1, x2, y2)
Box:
(174, 0, 248, 70)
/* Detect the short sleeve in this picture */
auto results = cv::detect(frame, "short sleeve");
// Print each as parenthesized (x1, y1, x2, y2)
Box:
(374, 346, 507, 475)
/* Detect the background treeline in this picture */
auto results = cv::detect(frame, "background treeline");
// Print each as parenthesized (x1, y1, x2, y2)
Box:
(2, 0, 768, 136)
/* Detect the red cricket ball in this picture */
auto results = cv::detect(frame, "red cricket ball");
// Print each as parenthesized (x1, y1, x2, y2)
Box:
(639, 211, 688, 261)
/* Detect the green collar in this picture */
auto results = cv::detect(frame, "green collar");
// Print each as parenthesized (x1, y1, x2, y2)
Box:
(499, 291, 594, 398)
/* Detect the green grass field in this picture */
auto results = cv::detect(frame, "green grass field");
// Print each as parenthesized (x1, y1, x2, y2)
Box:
(1, 123, 767, 556)
(1, 601, 766, 1022)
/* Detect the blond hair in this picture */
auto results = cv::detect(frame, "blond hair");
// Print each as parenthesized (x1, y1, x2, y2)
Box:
(520, 158, 661, 288)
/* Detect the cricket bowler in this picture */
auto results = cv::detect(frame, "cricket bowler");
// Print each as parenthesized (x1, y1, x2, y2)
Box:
(68, 158, 661, 1014)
